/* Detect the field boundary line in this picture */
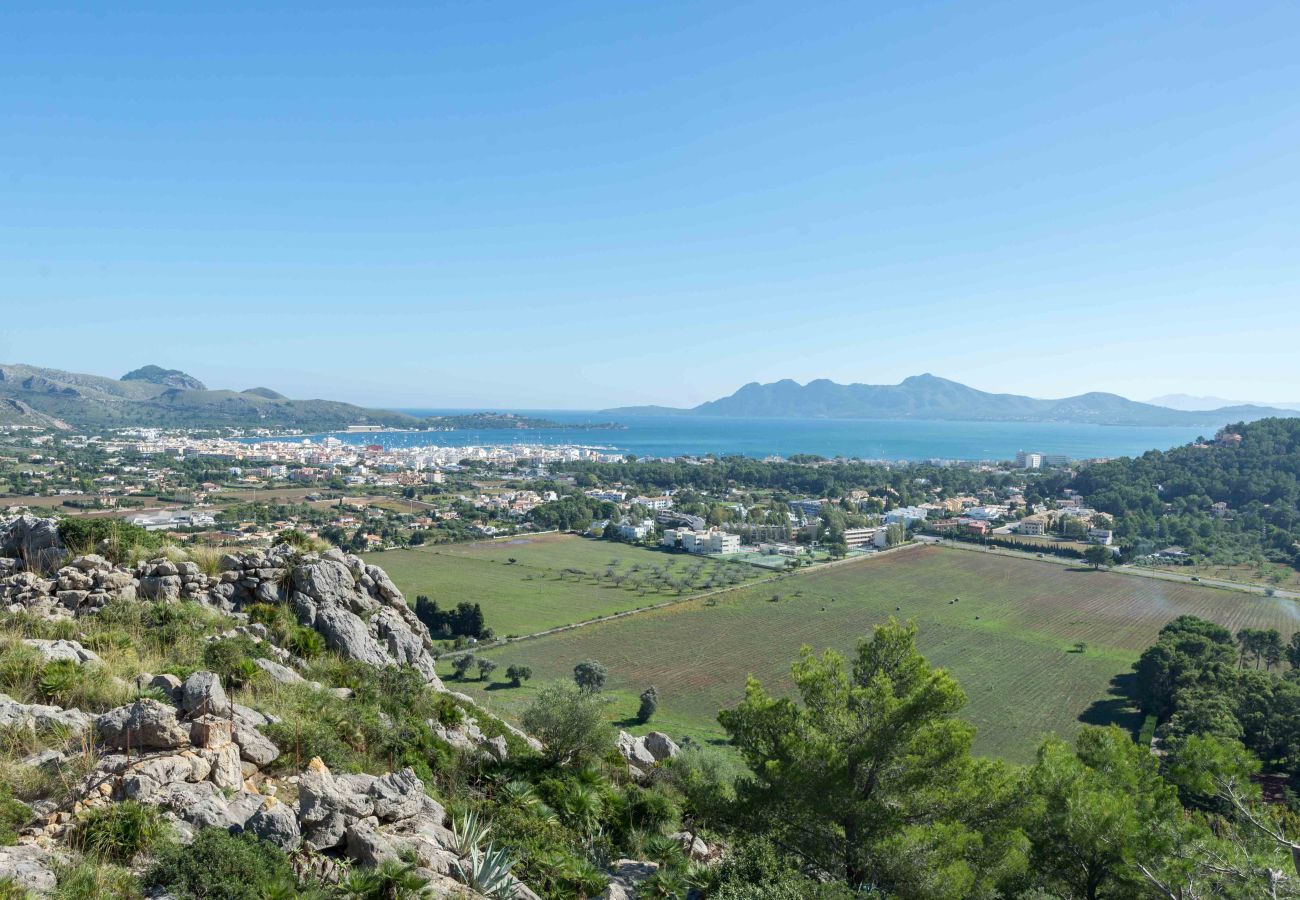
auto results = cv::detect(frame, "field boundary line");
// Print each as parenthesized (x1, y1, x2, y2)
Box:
(440, 541, 928, 658)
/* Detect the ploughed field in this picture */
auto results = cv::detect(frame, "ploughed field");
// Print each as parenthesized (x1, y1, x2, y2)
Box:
(365, 533, 762, 637)
(439, 544, 1300, 763)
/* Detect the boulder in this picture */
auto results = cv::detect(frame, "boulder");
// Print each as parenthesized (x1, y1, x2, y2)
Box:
(311, 602, 391, 668)
(0, 515, 64, 572)
(642, 732, 680, 762)
(369, 768, 425, 821)
(180, 671, 230, 718)
(0, 844, 61, 894)
(242, 796, 301, 850)
(147, 781, 248, 831)
(252, 657, 305, 685)
(601, 859, 658, 900)
(200, 744, 244, 790)
(97, 699, 189, 750)
(0, 693, 94, 735)
(122, 752, 211, 800)
(232, 722, 280, 768)
(668, 831, 710, 861)
(346, 817, 397, 866)
(297, 758, 374, 851)
(616, 731, 657, 768)
(149, 673, 184, 702)
(138, 574, 182, 602)
(22, 638, 103, 666)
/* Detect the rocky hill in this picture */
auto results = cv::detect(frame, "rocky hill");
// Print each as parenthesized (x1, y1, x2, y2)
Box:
(0, 516, 688, 898)
(0, 363, 423, 431)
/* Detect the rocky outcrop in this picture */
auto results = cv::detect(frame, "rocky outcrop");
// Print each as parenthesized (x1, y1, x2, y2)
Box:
(296, 757, 459, 877)
(97, 699, 191, 751)
(21, 639, 103, 666)
(0, 515, 64, 573)
(213, 545, 443, 688)
(0, 693, 93, 735)
(0, 844, 64, 894)
(2, 524, 443, 692)
(616, 730, 680, 771)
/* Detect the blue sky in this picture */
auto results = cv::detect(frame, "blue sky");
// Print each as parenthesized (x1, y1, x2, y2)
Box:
(3, 1, 1298, 409)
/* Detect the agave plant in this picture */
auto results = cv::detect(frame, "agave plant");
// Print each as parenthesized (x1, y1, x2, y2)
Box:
(450, 807, 493, 856)
(455, 842, 517, 899)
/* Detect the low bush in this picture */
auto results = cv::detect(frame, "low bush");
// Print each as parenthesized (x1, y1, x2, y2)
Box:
(52, 859, 145, 900)
(70, 800, 167, 862)
(0, 783, 30, 846)
(146, 827, 304, 900)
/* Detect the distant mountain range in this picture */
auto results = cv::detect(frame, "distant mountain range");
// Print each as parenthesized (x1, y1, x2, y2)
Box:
(1147, 393, 1300, 413)
(605, 374, 1300, 427)
(0, 363, 422, 431)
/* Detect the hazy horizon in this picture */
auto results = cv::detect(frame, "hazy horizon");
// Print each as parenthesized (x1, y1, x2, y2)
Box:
(4, 2, 1300, 407)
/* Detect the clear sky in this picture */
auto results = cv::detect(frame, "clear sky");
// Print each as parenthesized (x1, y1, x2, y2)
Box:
(3, 1, 1299, 409)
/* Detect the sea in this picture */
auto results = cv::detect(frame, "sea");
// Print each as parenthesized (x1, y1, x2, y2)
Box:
(257, 410, 1212, 463)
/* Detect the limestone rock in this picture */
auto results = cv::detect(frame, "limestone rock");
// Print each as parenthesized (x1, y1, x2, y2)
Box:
(0, 515, 64, 572)
(616, 731, 657, 768)
(138, 574, 182, 602)
(601, 859, 657, 900)
(22, 638, 102, 666)
(242, 795, 301, 850)
(643, 731, 681, 762)
(97, 699, 188, 750)
(0, 844, 61, 894)
(179, 671, 229, 718)
(0, 693, 94, 735)
(252, 657, 305, 685)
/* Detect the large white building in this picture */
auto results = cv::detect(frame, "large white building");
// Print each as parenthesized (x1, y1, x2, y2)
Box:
(842, 526, 881, 548)
(1016, 450, 1044, 469)
(663, 527, 741, 555)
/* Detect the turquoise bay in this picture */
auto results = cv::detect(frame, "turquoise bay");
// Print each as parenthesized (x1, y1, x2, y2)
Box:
(287, 411, 1215, 462)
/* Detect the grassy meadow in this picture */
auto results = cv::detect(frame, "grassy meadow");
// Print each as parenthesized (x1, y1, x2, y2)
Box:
(439, 544, 1300, 763)
(365, 532, 764, 637)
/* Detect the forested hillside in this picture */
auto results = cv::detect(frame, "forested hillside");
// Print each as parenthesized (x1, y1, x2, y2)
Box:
(1071, 418, 1300, 566)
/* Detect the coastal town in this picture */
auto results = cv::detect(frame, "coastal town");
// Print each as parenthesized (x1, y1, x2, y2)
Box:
(0, 422, 1146, 569)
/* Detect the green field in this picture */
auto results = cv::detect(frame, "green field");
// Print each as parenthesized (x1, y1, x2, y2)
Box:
(365, 533, 763, 637)
(440, 545, 1300, 763)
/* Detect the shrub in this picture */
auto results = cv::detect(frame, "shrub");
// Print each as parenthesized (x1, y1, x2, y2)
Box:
(203, 638, 263, 688)
(336, 857, 431, 899)
(506, 664, 532, 687)
(452, 655, 476, 680)
(286, 626, 325, 660)
(244, 603, 296, 643)
(0, 783, 30, 847)
(637, 685, 659, 724)
(572, 659, 608, 693)
(146, 827, 300, 900)
(477, 658, 498, 681)
(58, 517, 163, 566)
(70, 801, 167, 862)
(51, 859, 145, 900)
(520, 682, 613, 766)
